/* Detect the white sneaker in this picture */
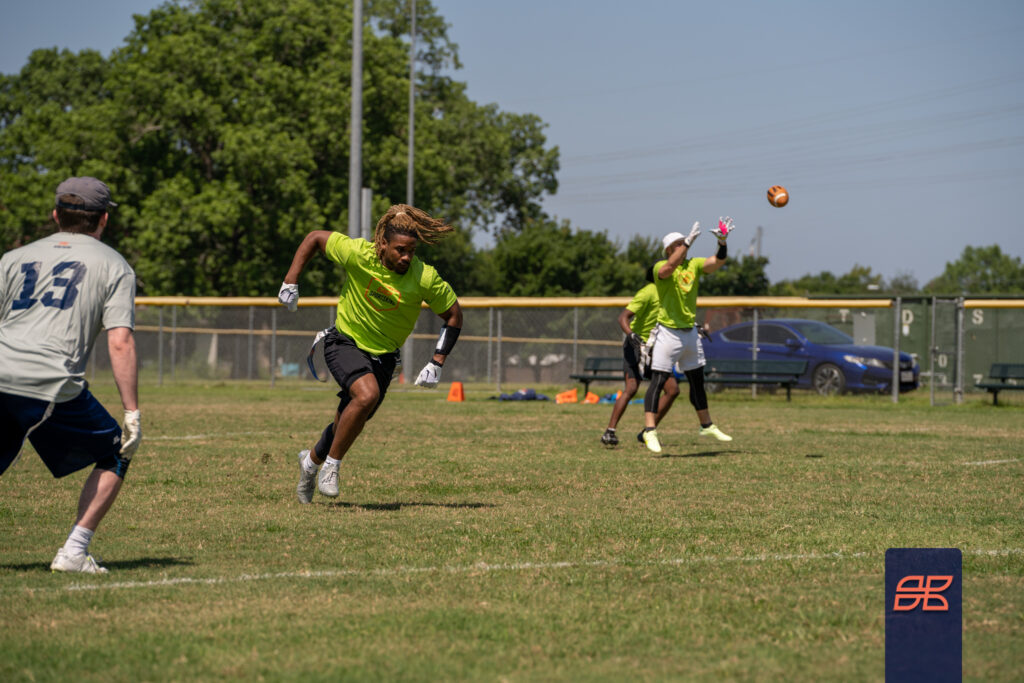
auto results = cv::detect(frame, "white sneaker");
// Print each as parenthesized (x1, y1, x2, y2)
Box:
(699, 424, 733, 442)
(297, 450, 316, 504)
(317, 460, 340, 498)
(50, 547, 108, 574)
(642, 429, 662, 454)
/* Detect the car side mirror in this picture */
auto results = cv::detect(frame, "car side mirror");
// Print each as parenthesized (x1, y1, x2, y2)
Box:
(785, 338, 801, 349)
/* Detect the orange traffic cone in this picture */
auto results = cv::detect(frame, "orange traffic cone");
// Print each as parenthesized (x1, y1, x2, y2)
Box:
(447, 381, 465, 402)
(555, 387, 578, 404)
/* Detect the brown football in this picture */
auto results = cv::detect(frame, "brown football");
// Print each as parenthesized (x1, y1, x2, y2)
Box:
(767, 185, 789, 207)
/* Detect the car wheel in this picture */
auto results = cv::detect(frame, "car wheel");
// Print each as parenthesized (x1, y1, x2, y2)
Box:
(812, 363, 846, 396)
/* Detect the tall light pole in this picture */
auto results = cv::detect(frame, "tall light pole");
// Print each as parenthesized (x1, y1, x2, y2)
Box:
(402, 0, 417, 385)
(348, 0, 363, 237)
(406, 0, 416, 205)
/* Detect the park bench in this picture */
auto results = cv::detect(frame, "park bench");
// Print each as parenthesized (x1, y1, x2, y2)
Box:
(569, 357, 624, 394)
(975, 363, 1024, 405)
(703, 359, 809, 401)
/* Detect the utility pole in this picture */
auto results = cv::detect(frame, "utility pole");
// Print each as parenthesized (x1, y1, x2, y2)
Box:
(402, 0, 417, 385)
(406, 0, 416, 206)
(347, 0, 363, 237)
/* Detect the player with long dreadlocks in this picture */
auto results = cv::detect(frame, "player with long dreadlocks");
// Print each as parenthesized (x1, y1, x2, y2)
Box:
(278, 205, 462, 503)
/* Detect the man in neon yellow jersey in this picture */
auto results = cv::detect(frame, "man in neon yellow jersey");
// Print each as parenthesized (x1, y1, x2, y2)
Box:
(640, 218, 735, 454)
(600, 266, 679, 447)
(278, 205, 462, 502)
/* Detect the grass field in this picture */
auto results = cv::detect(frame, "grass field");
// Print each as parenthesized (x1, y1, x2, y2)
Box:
(2, 380, 1022, 681)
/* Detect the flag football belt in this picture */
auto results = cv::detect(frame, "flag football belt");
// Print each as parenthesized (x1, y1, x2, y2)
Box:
(307, 328, 333, 382)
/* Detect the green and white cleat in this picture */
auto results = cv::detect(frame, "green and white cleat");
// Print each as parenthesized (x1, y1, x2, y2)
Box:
(50, 547, 108, 574)
(699, 424, 733, 442)
(296, 450, 316, 504)
(642, 428, 662, 454)
(317, 460, 340, 498)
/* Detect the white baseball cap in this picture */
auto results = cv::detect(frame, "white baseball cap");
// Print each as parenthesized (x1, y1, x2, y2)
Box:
(662, 231, 685, 252)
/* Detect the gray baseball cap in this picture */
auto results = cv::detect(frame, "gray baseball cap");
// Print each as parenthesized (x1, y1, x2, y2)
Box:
(55, 176, 118, 212)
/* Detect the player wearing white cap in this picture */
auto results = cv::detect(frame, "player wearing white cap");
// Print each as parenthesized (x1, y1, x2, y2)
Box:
(1, 177, 141, 573)
(639, 218, 735, 454)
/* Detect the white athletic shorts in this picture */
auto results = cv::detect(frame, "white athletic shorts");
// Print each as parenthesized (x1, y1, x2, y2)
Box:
(647, 324, 705, 373)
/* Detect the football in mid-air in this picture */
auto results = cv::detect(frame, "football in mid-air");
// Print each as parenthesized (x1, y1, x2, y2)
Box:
(767, 185, 789, 207)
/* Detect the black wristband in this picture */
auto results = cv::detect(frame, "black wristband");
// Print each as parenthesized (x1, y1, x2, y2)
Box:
(716, 241, 728, 260)
(434, 324, 461, 356)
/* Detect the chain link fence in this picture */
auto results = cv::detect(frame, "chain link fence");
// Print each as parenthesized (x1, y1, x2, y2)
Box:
(83, 296, 1023, 403)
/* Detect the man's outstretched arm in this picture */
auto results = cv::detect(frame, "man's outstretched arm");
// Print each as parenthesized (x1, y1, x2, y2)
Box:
(279, 230, 333, 310)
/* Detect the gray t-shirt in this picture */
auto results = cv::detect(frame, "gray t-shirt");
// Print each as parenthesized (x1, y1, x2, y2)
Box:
(0, 232, 136, 402)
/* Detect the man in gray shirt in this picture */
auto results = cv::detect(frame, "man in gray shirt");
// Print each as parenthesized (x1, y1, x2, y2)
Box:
(1, 177, 141, 574)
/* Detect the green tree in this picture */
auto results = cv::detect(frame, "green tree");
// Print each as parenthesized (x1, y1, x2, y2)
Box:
(0, 0, 558, 295)
(0, 48, 117, 248)
(771, 264, 884, 296)
(701, 255, 770, 296)
(490, 217, 638, 297)
(887, 271, 920, 295)
(924, 245, 1024, 295)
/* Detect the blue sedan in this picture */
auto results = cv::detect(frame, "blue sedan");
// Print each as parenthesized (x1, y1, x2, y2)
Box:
(703, 318, 920, 396)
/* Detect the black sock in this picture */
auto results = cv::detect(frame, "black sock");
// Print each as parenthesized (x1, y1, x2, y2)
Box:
(701, 422, 712, 429)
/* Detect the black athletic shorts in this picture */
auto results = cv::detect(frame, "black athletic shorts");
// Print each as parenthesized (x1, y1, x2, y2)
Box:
(622, 336, 651, 382)
(323, 328, 399, 421)
(1, 389, 130, 479)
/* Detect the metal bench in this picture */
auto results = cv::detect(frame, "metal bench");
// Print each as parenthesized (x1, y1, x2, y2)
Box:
(975, 363, 1024, 405)
(703, 359, 809, 401)
(569, 357, 623, 394)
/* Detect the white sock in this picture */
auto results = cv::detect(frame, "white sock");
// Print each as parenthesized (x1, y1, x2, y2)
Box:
(324, 456, 342, 468)
(64, 525, 94, 556)
(300, 451, 319, 475)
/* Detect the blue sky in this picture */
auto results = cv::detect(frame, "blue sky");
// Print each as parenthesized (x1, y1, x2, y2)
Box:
(3, 1, 1023, 285)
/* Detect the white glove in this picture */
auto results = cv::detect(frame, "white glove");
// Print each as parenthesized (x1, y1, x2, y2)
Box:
(120, 409, 141, 459)
(711, 216, 735, 241)
(278, 282, 298, 312)
(683, 221, 701, 247)
(415, 361, 442, 388)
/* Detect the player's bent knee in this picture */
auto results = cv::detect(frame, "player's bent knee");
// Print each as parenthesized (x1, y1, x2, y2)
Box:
(94, 452, 131, 479)
(351, 387, 380, 410)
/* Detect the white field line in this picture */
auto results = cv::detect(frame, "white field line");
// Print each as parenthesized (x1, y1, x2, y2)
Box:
(963, 458, 1020, 466)
(16, 548, 1019, 595)
(147, 432, 275, 442)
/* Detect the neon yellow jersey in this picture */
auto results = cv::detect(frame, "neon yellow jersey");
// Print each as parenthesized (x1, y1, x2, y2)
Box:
(325, 232, 457, 355)
(653, 257, 706, 329)
(625, 283, 660, 342)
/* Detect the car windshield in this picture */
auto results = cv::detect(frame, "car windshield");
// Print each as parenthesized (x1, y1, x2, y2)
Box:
(789, 321, 854, 345)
